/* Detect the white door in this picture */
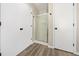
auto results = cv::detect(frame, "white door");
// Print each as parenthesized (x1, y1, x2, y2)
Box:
(1, 4, 32, 55)
(53, 3, 74, 52)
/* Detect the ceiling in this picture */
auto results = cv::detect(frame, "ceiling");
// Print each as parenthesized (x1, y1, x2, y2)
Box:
(29, 3, 48, 15)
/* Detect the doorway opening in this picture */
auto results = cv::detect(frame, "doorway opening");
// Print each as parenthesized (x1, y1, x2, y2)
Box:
(31, 3, 49, 45)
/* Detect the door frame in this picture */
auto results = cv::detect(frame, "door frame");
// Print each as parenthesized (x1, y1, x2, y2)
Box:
(52, 3, 77, 53)
(73, 3, 77, 53)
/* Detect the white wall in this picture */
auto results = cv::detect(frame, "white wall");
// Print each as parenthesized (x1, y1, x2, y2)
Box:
(1, 3, 33, 56)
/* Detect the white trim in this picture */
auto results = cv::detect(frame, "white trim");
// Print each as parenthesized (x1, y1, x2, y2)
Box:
(37, 13, 48, 16)
(33, 40, 48, 46)
(52, 3, 55, 49)
(48, 45, 54, 49)
(74, 52, 79, 55)
(16, 41, 34, 56)
(33, 40, 55, 49)
(73, 3, 77, 53)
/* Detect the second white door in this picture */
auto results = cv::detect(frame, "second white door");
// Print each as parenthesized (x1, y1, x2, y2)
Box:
(53, 3, 74, 52)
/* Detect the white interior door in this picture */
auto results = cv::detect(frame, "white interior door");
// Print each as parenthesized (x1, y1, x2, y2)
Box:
(53, 3, 74, 52)
(1, 4, 33, 55)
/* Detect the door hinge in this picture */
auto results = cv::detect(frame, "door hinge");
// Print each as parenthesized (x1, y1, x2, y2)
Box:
(0, 53, 1, 56)
(73, 43, 74, 47)
(73, 24, 74, 27)
(0, 21, 1, 26)
(73, 3, 74, 6)
(50, 13, 52, 15)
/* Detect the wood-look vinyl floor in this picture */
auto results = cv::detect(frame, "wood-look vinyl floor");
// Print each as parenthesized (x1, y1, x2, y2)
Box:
(17, 43, 77, 56)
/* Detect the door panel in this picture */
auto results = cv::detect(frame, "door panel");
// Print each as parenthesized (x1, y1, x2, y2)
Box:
(53, 3, 74, 52)
(36, 14, 48, 43)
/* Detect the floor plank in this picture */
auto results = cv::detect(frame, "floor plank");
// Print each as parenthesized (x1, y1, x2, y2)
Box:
(17, 43, 77, 56)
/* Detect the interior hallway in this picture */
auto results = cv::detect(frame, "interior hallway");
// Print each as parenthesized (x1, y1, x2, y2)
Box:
(17, 43, 76, 56)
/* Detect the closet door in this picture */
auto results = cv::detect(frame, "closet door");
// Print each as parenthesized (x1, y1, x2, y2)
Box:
(1, 4, 32, 55)
(53, 3, 74, 52)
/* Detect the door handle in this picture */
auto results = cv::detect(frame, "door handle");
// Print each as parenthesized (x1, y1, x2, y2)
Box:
(30, 25, 32, 27)
(0, 21, 1, 26)
(55, 27, 58, 30)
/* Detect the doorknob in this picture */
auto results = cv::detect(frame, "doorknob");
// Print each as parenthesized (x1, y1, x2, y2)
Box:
(55, 27, 58, 30)
(0, 21, 1, 26)
(30, 25, 32, 27)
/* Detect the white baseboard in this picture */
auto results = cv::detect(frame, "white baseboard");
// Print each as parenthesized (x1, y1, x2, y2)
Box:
(33, 40, 48, 46)
(16, 41, 34, 56)
(33, 40, 54, 49)
(74, 52, 79, 55)
(48, 45, 54, 49)
(32, 40, 79, 55)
